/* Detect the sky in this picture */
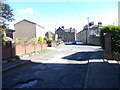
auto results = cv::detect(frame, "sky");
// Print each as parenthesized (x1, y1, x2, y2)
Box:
(6, 0, 119, 33)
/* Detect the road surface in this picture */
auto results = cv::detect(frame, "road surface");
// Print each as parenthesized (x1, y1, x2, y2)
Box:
(3, 44, 100, 88)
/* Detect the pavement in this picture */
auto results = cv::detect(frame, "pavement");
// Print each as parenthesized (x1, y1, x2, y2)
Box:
(2, 60, 31, 73)
(84, 49, 120, 88)
(2, 46, 120, 88)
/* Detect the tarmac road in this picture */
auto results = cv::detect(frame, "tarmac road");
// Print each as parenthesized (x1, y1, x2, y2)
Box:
(3, 44, 100, 88)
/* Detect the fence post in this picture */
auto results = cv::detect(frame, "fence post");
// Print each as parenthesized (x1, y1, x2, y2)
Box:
(104, 33, 112, 59)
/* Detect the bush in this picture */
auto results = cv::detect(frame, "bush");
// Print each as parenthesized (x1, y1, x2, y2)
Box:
(49, 38, 53, 41)
(44, 36, 48, 42)
(46, 38, 53, 47)
(38, 36, 43, 42)
(100, 25, 120, 54)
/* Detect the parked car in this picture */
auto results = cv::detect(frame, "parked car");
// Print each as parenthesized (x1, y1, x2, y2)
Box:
(56, 41, 63, 45)
(72, 40, 83, 45)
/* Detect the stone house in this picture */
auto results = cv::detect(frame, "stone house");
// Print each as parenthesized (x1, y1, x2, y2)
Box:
(45, 31, 55, 40)
(14, 19, 46, 40)
(77, 22, 102, 45)
(55, 26, 77, 42)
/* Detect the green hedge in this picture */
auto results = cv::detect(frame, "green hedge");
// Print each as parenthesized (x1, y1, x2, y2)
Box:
(100, 25, 120, 55)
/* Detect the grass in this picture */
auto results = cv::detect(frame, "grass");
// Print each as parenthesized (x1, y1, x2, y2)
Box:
(19, 49, 51, 58)
(37, 49, 50, 54)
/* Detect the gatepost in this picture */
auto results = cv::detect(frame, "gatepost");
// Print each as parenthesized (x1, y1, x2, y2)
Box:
(104, 33, 112, 59)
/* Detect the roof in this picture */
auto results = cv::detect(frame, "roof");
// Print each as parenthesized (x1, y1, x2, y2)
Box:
(89, 25, 99, 30)
(64, 29, 76, 32)
(6, 29, 15, 32)
(46, 31, 55, 35)
(57, 27, 76, 32)
(89, 25, 98, 28)
(14, 19, 45, 29)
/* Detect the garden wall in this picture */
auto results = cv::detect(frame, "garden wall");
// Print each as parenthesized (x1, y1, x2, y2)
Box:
(2, 41, 47, 59)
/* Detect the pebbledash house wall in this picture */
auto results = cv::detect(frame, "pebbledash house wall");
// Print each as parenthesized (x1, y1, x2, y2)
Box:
(2, 42, 47, 59)
(14, 20, 36, 40)
(14, 19, 45, 40)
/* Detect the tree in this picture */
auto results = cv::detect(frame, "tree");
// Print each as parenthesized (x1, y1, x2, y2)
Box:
(0, 1, 14, 38)
(0, 1, 14, 23)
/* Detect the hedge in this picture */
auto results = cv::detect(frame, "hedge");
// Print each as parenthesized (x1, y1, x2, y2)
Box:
(100, 25, 120, 55)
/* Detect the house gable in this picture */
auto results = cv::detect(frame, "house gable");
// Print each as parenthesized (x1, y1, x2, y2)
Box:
(14, 19, 46, 40)
(14, 20, 36, 40)
(14, 19, 36, 26)
(55, 27, 76, 42)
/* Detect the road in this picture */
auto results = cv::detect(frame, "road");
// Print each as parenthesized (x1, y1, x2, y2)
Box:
(3, 44, 101, 88)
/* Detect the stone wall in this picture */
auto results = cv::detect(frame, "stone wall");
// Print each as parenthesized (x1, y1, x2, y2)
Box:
(89, 35, 100, 45)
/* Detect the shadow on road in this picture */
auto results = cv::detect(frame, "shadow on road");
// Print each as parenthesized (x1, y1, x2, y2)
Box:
(62, 51, 104, 61)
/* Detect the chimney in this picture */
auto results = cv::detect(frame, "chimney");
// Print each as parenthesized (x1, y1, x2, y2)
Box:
(98, 22, 102, 27)
(70, 27, 72, 32)
(61, 26, 64, 29)
(70, 27, 72, 30)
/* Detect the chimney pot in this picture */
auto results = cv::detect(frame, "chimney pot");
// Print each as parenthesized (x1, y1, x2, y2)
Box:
(61, 26, 64, 29)
(98, 22, 102, 27)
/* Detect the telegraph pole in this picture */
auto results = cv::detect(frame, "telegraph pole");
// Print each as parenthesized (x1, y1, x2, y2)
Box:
(86, 17, 89, 44)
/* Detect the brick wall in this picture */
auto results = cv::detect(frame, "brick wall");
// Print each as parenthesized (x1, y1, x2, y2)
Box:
(15, 43, 26, 55)
(2, 41, 47, 59)
(26, 43, 34, 54)
(35, 42, 42, 52)
(2, 43, 12, 59)
(41, 43, 47, 50)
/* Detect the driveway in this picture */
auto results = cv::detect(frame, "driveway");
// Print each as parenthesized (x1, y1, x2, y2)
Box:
(3, 44, 101, 88)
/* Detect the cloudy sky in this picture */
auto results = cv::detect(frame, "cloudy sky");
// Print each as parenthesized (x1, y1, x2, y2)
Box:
(6, 0, 119, 33)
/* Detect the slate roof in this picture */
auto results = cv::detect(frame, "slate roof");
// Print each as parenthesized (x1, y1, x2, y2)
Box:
(64, 29, 76, 32)
(57, 27, 76, 32)
(89, 25, 99, 29)
(6, 29, 15, 32)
